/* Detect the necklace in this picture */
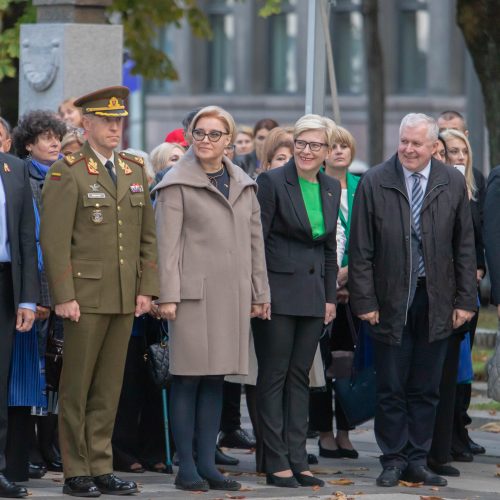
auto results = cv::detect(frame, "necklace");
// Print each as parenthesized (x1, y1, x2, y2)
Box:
(207, 166, 225, 188)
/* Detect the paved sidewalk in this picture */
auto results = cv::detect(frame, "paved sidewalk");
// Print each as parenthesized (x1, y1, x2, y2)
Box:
(23, 422, 500, 500)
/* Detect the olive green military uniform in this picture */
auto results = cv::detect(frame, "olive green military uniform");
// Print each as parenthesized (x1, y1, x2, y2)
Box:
(40, 89, 158, 479)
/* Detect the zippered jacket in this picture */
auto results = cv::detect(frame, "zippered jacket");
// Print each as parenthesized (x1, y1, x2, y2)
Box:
(349, 154, 477, 345)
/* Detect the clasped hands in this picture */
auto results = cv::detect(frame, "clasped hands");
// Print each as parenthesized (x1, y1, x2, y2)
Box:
(156, 302, 272, 321)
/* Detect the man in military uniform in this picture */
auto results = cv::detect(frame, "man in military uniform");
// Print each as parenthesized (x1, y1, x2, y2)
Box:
(40, 86, 158, 497)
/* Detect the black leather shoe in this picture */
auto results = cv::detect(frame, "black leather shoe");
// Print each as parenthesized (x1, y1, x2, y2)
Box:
(93, 474, 137, 495)
(403, 465, 447, 486)
(338, 446, 359, 459)
(451, 450, 474, 462)
(427, 459, 460, 477)
(266, 473, 299, 488)
(293, 473, 324, 487)
(45, 459, 63, 472)
(0, 473, 28, 498)
(318, 440, 342, 459)
(174, 476, 209, 492)
(215, 446, 239, 466)
(468, 438, 486, 455)
(28, 462, 47, 479)
(203, 477, 241, 490)
(376, 466, 403, 487)
(63, 476, 100, 497)
(218, 429, 256, 449)
(307, 453, 318, 464)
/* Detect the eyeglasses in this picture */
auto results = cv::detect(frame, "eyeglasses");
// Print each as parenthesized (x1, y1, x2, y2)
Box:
(224, 144, 235, 152)
(294, 139, 328, 152)
(192, 129, 229, 143)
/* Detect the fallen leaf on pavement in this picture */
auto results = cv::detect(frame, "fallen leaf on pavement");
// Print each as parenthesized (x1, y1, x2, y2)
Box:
(224, 495, 246, 499)
(311, 468, 342, 475)
(238, 486, 253, 491)
(399, 480, 424, 487)
(420, 496, 443, 500)
(479, 422, 500, 433)
(489, 410, 498, 416)
(328, 478, 354, 485)
(312, 485, 321, 491)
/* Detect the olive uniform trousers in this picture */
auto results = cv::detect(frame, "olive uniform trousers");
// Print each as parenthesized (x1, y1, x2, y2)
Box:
(59, 312, 134, 478)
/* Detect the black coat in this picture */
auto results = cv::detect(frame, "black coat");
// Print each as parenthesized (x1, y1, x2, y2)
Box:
(471, 167, 486, 271)
(0, 152, 39, 311)
(256, 160, 340, 317)
(483, 166, 500, 303)
(349, 154, 477, 345)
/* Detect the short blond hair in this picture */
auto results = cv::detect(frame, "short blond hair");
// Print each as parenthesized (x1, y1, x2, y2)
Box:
(294, 114, 338, 147)
(333, 125, 357, 159)
(236, 125, 254, 139)
(149, 142, 185, 174)
(189, 105, 236, 142)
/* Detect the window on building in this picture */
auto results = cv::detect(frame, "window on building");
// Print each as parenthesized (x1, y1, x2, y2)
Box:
(330, 0, 365, 95)
(268, 0, 298, 94)
(145, 27, 174, 94)
(207, 0, 235, 93)
(398, 0, 429, 94)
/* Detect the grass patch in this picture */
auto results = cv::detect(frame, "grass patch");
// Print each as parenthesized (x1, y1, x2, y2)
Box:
(477, 305, 498, 331)
(470, 401, 500, 412)
(472, 347, 493, 381)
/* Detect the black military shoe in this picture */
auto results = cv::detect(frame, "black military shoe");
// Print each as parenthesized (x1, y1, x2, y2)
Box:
(93, 474, 137, 495)
(403, 464, 447, 486)
(218, 429, 256, 449)
(0, 473, 28, 498)
(376, 466, 403, 487)
(62, 476, 100, 497)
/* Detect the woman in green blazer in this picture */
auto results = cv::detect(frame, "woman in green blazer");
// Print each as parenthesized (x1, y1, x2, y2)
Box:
(309, 126, 361, 459)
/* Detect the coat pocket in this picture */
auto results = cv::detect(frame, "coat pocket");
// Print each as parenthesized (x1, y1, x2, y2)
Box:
(266, 254, 295, 274)
(180, 276, 205, 300)
(72, 259, 103, 308)
(130, 195, 145, 225)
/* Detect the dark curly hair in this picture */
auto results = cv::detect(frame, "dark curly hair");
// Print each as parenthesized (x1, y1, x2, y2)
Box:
(13, 110, 67, 158)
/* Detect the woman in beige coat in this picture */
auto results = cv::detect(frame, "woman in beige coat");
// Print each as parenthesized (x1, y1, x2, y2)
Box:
(154, 106, 270, 493)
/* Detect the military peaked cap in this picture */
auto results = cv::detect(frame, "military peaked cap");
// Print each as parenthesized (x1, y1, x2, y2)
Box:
(74, 86, 129, 117)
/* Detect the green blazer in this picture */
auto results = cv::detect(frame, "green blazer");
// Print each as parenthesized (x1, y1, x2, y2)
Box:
(338, 171, 360, 267)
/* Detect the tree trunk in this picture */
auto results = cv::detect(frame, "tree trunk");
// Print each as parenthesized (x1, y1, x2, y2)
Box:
(362, 0, 385, 166)
(457, 0, 500, 168)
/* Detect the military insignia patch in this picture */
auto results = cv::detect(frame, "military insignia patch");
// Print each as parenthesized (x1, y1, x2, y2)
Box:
(89, 183, 101, 192)
(50, 172, 62, 181)
(87, 158, 99, 175)
(130, 183, 144, 193)
(3, 163, 10, 173)
(88, 192, 106, 199)
(118, 157, 133, 175)
(91, 209, 103, 224)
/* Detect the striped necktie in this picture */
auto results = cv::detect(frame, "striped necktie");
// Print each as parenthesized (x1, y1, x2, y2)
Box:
(411, 173, 425, 276)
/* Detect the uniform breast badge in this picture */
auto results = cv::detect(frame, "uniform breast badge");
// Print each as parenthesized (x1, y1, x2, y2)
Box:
(130, 183, 144, 193)
(3, 163, 10, 173)
(118, 157, 133, 175)
(50, 172, 62, 181)
(91, 209, 104, 224)
(87, 158, 99, 175)
(88, 183, 106, 198)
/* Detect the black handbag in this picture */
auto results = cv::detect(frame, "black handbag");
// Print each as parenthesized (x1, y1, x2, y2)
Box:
(333, 307, 376, 427)
(143, 319, 170, 388)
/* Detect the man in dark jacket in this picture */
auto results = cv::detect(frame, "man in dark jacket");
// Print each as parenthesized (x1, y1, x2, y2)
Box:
(349, 113, 477, 488)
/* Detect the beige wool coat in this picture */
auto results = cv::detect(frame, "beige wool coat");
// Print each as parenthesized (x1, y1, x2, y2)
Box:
(153, 148, 270, 376)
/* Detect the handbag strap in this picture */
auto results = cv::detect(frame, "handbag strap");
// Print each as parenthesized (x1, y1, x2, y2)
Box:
(344, 303, 359, 348)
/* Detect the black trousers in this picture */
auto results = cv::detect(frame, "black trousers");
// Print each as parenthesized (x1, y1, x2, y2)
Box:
(5, 407, 31, 482)
(112, 336, 167, 469)
(253, 314, 323, 473)
(0, 264, 15, 472)
(429, 333, 461, 464)
(373, 285, 448, 468)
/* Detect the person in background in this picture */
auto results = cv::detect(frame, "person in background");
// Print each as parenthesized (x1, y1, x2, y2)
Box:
(253, 114, 340, 489)
(349, 113, 477, 488)
(60, 128, 84, 157)
(224, 143, 236, 161)
(253, 118, 279, 164)
(260, 127, 294, 171)
(0, 117, 12, 153)
(154, 105, 270, 492)
(234, 127, 254, 156)
(41, 86, 159, 497)
(433, 135, 447, 164)
(58, 98, 83, 129)
(0, 147, 38, 498)
(149, 142, 186, 192)
(164, 128, 189, 148)
(308, 125, 361, 460)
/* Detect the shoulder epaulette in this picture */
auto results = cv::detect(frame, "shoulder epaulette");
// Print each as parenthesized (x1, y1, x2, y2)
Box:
(64, 152, 85, 167)
(119, 151, 144, 167)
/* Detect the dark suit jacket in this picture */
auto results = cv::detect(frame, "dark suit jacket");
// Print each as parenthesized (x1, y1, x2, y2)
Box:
(256, 160, 341, 317)
(0, 152, 38, 311)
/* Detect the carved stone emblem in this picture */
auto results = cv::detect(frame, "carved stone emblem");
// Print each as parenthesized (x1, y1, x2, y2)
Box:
(21, 38, 60, 92)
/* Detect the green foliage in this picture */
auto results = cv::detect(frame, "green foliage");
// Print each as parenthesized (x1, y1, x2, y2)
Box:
(258, 0, 282, 17)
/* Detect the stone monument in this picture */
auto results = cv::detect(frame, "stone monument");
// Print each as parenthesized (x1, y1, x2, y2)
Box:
(19, 0, 123, 115)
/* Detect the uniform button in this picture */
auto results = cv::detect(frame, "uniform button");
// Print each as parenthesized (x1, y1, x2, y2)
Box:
(95, 203, 100, 208)
(118, 220, 123, 225)
(119, 233, 123, 238)
(77, 272, 81, 276)
(139, 202, 143, 206)
(117, 206, 121, 211)
(120, 259, 124, 265)
(119, 245, 123, 251)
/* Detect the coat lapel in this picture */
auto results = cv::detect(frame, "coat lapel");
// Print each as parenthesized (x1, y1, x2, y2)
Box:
(0, 157, 14, 245)
(115, 153, 130, 202)
(82, 143, 116, 199)
(283, 161, 312, 237)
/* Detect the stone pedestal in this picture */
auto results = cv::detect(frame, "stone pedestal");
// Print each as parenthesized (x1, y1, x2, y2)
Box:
(19, 23, 122, 116)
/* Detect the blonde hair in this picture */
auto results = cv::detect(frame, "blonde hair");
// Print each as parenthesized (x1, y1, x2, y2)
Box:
(440, 128, 477, 200)
(333, 125, 357, 160)
(189, 106, 236, 142)
(149, 142, 185, 174)
(294, 114, 338, 147)
(236, 126, 254, 139)
(261, 126, 294, 171)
